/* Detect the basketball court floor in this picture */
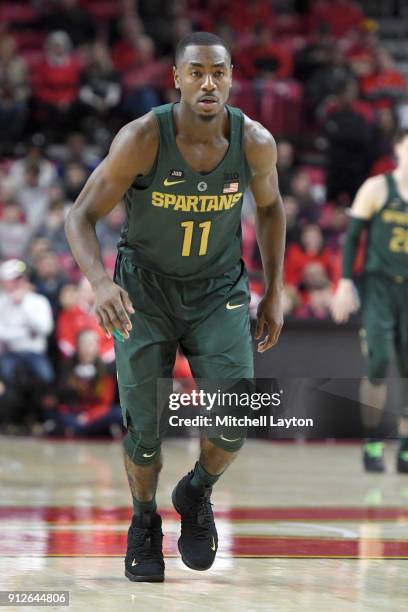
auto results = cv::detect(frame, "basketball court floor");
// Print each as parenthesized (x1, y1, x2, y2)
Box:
(1, 436, 407, 611)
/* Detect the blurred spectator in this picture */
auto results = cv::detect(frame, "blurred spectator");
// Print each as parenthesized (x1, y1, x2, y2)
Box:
(296, 284, 333, 319)
(38, 0, 96, 48)
(33, 31, 81, 137)
(0, 259, 54, 387)
(324, 79, 373, 204)
(96, 203, 126, 253)
(284, 224, 336, 288)
(46, 329, 121, 437)
(309, 0, 364, 38)
(27, 237, 54, 267)
(138, 0, 177, 56)
(79, 43, 122, 126)
(0, 83, 27, 154)
(318, 204, 348, 250)
(16, 162, 50, 233)
(297, 36, 353, 114)
(0, 34, 29, 103)
(59, 282, 79, 308)
(369, 107, 397, 176)
(219, 0, 275, 34)
(10, 136, 58, 189)
(52, 132, 101, 172)
(121, 36, 168, 118)
(346, 18, 379, 77)
(283, 195, 302, 245)
(112, 16, 145, 72)
(62, 161, 90, 201)
(295, 23, 334, 84)
(360, 48, 407, 110)
(30, 250, 67, 317)
(0, 198, 31, 260)
(290, 171, 320, 223)
(239, 25, 293, 80)
(277, 140, 297, 195)
(282, 285, 301, 318)
(57, 277, 115, 364)
(35, 198, 71, 255)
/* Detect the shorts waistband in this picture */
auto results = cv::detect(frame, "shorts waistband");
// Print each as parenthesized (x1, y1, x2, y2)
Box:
(117, 248, 243, 282)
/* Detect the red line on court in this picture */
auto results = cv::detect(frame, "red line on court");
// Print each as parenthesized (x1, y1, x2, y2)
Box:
(1, 531, 407, 558)
(0, 506, 407, 522)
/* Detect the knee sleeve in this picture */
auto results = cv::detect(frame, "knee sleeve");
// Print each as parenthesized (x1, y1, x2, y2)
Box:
(208, 433, 246, 453)
(368, 352, 390, 383)
(123, 428, 162, 465)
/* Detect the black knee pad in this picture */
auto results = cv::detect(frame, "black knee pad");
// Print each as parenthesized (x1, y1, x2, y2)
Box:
(208, 434, 246, 453)
(368, 356, 389, 382)
(123, 428, 162, 465)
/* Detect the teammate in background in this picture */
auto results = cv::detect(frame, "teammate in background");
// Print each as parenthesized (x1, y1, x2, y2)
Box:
(332, 128, 408, 473)
(65, 32, 285, 582)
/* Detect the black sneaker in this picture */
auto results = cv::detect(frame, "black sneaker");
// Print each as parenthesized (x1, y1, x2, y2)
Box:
(124, 512, 164, 582)
(397, 449, 408, 473)
(363, 441, 385, 473)
(172, 471, 218, 571)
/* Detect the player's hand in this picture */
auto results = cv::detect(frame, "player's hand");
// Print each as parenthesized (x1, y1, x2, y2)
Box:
(331, 279, 359, 324)
(255, 289, 284, 353)
(94, 278, 135, 339)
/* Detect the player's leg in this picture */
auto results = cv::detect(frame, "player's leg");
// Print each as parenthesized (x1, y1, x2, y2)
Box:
(394, 284, 408, 473)
(172, 262, 253, 570)
(360, 275, 395, 472)
(114, 255, 178, 582)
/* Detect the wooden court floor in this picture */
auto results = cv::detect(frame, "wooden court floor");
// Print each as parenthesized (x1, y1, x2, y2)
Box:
(1, 436, 408, 611)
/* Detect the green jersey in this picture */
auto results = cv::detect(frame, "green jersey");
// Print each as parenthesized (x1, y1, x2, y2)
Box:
(364, 173, 408, 280)
(118, 103, 251, 279)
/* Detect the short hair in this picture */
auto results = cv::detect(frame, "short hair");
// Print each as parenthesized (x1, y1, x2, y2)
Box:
(394, 128, 408, 145)
(175, 31, 231, 66)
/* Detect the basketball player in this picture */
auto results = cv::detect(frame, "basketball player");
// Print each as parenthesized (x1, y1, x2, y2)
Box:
(65, 32, 285, 582)
(332, 128, 408, 473)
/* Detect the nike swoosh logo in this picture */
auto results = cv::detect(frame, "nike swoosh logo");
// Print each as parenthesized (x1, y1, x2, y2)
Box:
(210, 537, 217, 552)
(220, 434, 241, 442)
(163, 178, 186, 186)
(226, 302, 244, 310)
(142, 451, 156, 458)
(132, 559, 138, 566)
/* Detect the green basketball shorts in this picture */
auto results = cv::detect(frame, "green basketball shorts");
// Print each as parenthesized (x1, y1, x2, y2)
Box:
(360, 274, 408, 381)
(113, 254, 254, 441)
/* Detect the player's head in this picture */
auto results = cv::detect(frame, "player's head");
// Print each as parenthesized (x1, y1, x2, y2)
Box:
(394, 128, 408, 166)
(173, 32, 232, 122)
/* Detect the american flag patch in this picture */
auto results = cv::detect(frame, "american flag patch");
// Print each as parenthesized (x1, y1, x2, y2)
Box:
(223, 181, 239, 194)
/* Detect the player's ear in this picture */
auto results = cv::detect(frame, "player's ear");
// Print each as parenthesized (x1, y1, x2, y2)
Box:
(173, 65, 180, 90)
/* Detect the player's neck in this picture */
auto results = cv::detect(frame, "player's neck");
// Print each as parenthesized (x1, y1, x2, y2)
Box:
(174, 100, 227, 144)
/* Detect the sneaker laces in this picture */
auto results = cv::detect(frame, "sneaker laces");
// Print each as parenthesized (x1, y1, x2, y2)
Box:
(181, 492, 214, 540)
(127, 523, 163, 561)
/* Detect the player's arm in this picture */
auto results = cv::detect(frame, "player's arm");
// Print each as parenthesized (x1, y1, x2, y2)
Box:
(331, 175, 385, 324)
(245, 121, 286, 352)
(65, 116, 158, 339)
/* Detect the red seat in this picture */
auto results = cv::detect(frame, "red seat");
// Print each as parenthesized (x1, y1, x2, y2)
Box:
(0, 3, 37, 24)
(79, 0, 119, 20)
(230, 80, 257, 119)
(10, 31, 45, 52)
(258, 79, 303, 137)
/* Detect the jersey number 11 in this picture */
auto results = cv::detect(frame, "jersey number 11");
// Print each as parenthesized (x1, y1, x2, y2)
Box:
(180, 221, 211, 256)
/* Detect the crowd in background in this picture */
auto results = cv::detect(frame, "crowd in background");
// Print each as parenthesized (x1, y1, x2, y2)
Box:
(0, 0, 407, 434)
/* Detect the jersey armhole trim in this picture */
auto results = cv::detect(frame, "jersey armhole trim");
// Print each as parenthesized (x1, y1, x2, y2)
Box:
(131, 111, 162, 190)
(375, 173, 392, 215)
